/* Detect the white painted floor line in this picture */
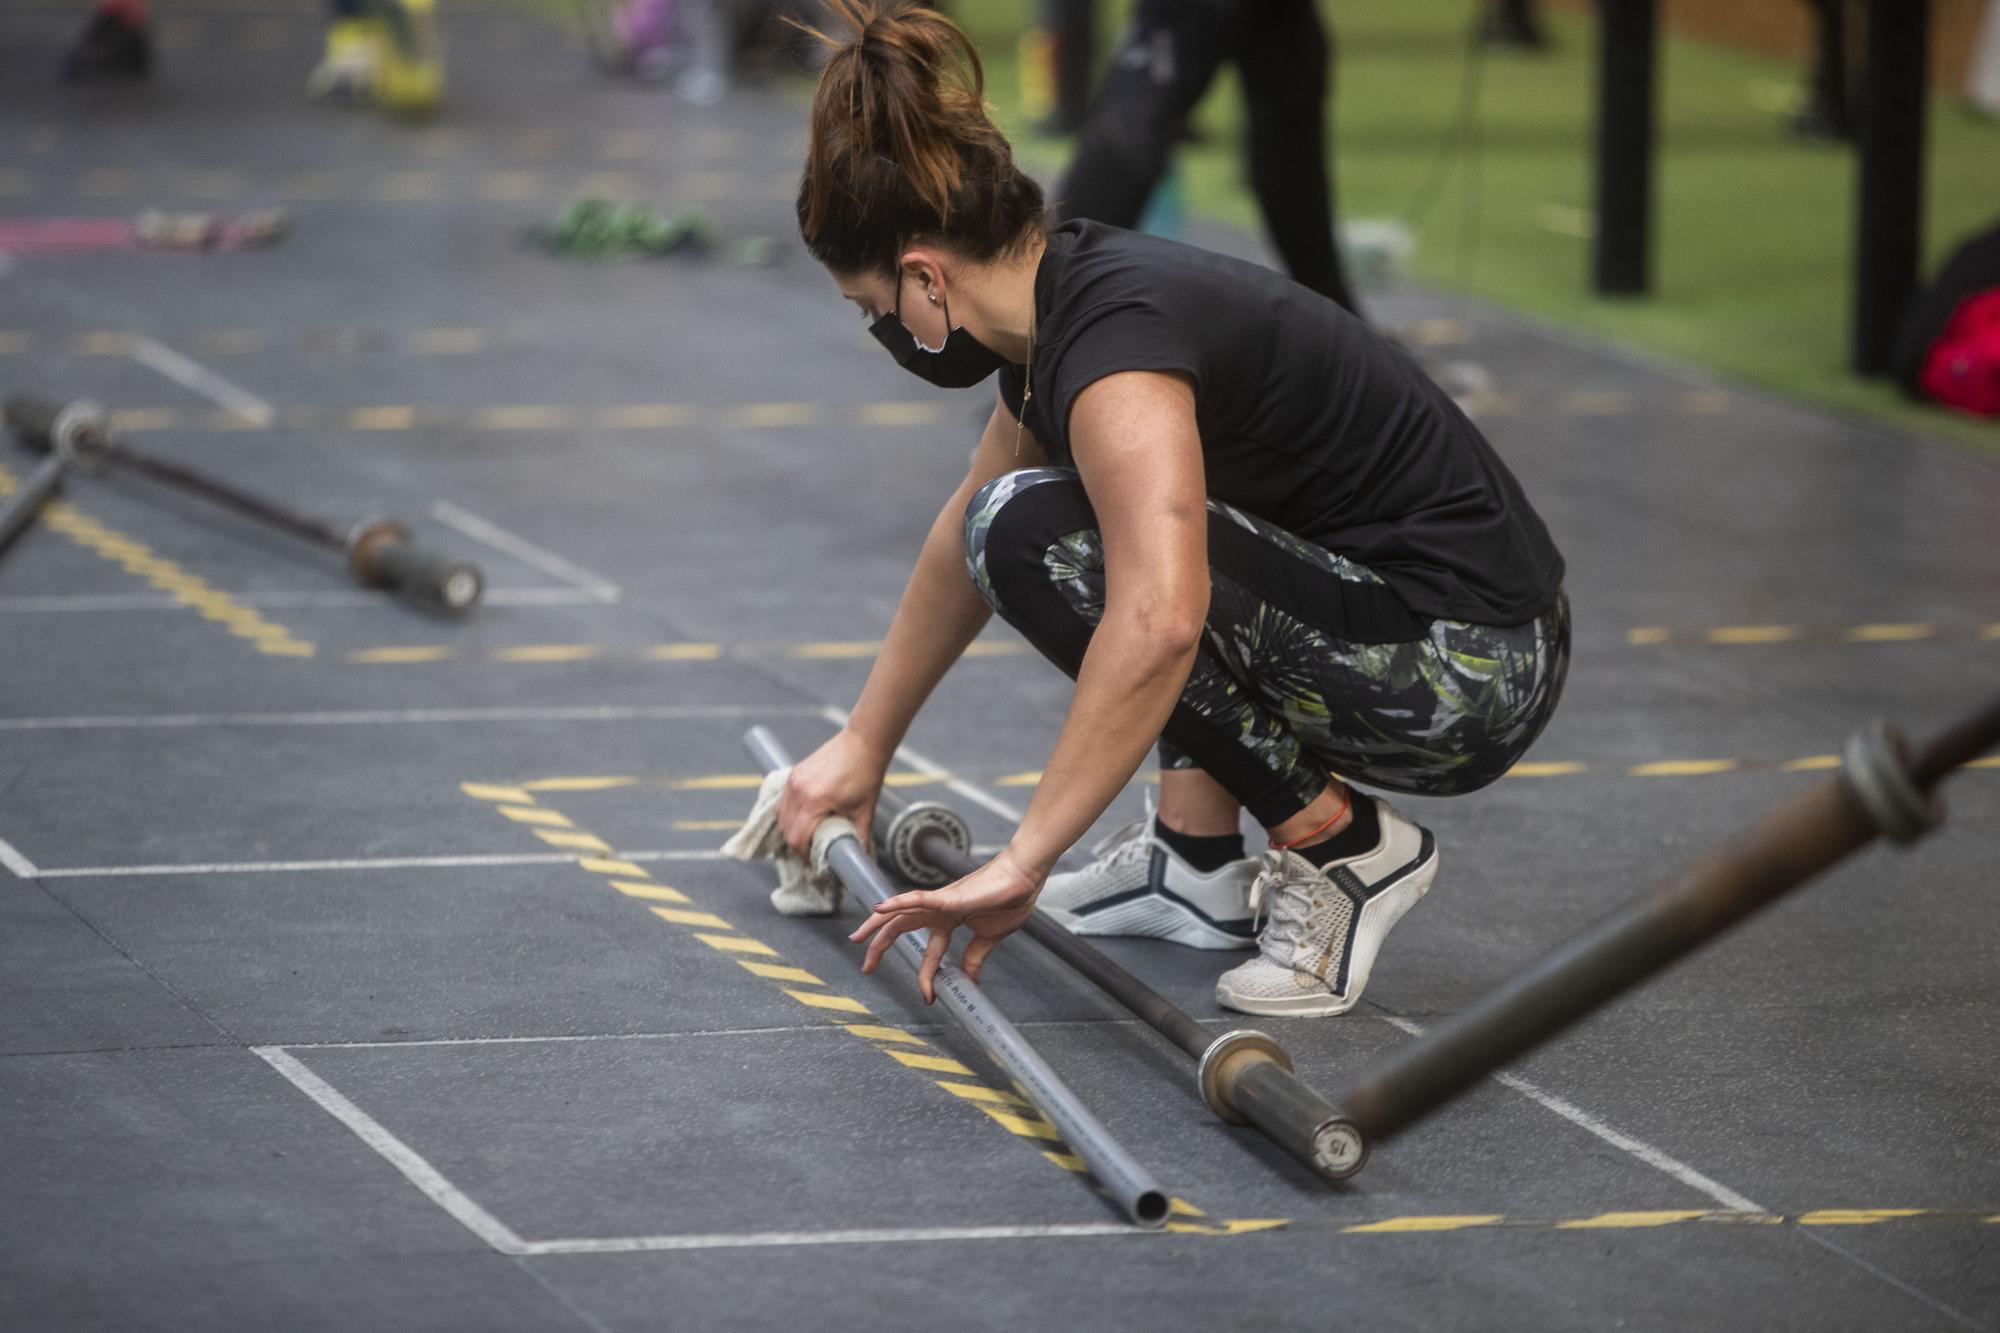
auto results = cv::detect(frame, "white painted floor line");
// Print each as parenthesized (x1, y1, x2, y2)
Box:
(0, 703, 823, 731)
(517, 1223, 1147, 1255)
(289, 1022, 887, 1051)
(252, 1046, 528, 1255)
(33, 849, 727, 879)
(430, 501, 620, 602)
(1378, 1015, 1764, 1213)
(0, 834, 41, 879)
(818, 705, 1028, 825)
(130, 334, 276, 428)
(0, 587, 604, 612)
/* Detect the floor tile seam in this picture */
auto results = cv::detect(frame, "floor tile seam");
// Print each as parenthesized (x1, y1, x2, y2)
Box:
(1790, 1225, 1991, 1331)
(25, 875, 242, 1049)
(456, 783, 1131, 1211)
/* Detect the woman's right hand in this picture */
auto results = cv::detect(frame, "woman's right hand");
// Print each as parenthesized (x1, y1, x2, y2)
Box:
(777, 729, 890, 858)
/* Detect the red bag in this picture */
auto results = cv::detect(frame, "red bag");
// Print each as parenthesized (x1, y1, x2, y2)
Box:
(1918, 288, 2000, 417)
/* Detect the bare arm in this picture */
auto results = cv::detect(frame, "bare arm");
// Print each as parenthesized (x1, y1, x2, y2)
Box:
(855, 371, 1210, 998)
(778, 390, 1048, 854)
(1004, 370, 1209, 876)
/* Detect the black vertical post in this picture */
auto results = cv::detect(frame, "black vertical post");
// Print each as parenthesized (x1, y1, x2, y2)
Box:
(1852, 0, 1929, 377)
(1592, 0, 1658, 296)
(1042, 0, 1096, 133)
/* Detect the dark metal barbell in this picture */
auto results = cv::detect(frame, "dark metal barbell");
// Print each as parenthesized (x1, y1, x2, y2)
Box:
(2, 394, 483, 615)
(872, 786, 1368, 1182)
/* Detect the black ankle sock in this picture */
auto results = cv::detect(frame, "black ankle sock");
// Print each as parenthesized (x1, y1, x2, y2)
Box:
(1293, 795, 1380, 869)
(1153, 819, 1245, 873)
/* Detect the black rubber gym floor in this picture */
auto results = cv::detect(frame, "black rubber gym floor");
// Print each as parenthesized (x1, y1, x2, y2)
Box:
(2, 4, 1996, 1329)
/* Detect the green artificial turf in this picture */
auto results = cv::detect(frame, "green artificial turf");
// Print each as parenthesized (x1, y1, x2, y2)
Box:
(944, 0, 2000, 454)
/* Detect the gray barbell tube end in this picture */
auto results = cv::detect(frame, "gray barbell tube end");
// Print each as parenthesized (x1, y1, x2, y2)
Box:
(1201, 1031, 1368, 1181)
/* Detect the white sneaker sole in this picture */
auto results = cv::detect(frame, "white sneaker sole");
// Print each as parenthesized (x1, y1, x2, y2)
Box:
(1041, 898, 1255, 951)
(1214, 850, 1439, 1016)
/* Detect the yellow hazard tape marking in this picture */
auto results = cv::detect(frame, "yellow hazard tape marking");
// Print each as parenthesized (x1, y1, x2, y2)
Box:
(1508, 761, 1588, 777)
(1798, 1209, 1927, 1226)
(1346, 1215, 1505, 1234)
(0, 468, 314, 658)
(782, 988, 871, 1014)
(885, 1049, 976, 1076)
(650, 907, 733, 929)
(521, 777, 637, 793)
(1557, 1211, 1710, 1229)
(495, 644, 601, 663)
(534, 830, 612, 852)
(692, 932, 775, 955)
(976, 1107, 1061, 1140)
(577, 858, 647, 877)
(934, 1082, 1028, 1107)
(736, 960, 824, 984)
(497, 805, 572, 828)
(349, 646, 455, 664)
(346, 405, 416, 431)
(1630, 759, 1739, 777)
(1845, 624, 1935, 643)
(728, 402, 821, 428)
(610, 880, 690, 904)
(844, 1024, 927, 1047)
(1707, 625, 1798, 645)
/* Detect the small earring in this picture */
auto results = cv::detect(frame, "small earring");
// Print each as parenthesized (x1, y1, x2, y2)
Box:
(927, 292, 939, 305)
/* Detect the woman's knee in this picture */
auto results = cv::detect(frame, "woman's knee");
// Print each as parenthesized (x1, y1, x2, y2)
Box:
(962, 467, 1090, 610)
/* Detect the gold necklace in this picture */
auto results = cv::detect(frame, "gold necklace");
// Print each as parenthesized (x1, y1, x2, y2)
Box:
(1014, 307, 1034, 462)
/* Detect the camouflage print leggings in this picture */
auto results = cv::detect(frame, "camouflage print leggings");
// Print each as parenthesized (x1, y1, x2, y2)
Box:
(964, 467, 1570, 827)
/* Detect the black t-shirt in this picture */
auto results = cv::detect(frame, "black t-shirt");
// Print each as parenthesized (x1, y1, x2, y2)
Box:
(998, 220, 1564, 627)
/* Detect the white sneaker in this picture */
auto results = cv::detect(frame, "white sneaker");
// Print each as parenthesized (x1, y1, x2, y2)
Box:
(1215, 798, 1438, 1016)
(1039, 807, 1258, 951)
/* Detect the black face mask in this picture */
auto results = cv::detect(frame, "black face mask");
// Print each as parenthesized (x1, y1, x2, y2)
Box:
(868, 280, 1009, 389)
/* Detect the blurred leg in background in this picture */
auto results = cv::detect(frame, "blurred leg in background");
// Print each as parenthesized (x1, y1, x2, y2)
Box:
(1236, 0, 1364, 317)
(1795, 0, 1853, 140)
(1480, 0, 1546, 50)
(61, 0, 151, 81)
(1056, 0, 1365, 318)
(1055, 0, 1232, 236)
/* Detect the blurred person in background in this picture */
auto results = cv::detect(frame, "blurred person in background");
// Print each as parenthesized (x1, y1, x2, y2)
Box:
(1053, 0, 1368, 320)
(62, 0, 444, 115)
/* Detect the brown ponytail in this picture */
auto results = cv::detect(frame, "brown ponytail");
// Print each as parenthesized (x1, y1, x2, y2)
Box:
(795, 0, 1045, 277)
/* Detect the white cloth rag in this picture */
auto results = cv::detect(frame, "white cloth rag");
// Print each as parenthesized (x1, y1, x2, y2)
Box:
(720, 767, 845, 916)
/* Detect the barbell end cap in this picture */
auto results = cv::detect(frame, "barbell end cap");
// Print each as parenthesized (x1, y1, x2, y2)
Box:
(1310, 1118, 1369, 1181)
(50, 399, 115, 474)
(880, 800, 972, 887)
(1196, 1029, 1292, 1125)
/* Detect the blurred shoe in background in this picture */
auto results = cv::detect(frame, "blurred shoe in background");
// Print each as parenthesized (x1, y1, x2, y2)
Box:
(61, 1, 152, 81)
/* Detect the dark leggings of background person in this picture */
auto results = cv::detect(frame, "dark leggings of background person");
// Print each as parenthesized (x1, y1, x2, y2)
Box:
(1796, 0, 1853, 139)
(1054, 0, 1366, 320)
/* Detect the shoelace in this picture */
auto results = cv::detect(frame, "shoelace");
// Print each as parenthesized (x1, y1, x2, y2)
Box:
(1084, 817, 1154, 870)
(1080, 789, 1161, 870)
(1248, 850, 1318, 962)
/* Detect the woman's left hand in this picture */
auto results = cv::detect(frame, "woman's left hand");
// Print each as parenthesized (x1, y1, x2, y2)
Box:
(849, 848, 1044, 1003)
